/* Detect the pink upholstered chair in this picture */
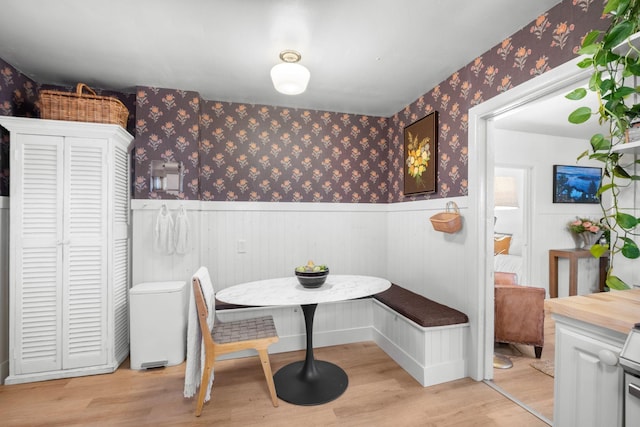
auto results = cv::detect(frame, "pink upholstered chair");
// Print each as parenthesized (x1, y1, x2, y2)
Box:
(494, 272, 545, 358)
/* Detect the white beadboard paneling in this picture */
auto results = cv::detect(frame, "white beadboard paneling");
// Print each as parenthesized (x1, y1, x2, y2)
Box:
(131, 200, 387, 289)
(131, 203, 201, 287)
(386, 198, 470, 314)
(1, 198, 9, 383)
(372, 301, 469, 386)
(131, 198, 473, 382)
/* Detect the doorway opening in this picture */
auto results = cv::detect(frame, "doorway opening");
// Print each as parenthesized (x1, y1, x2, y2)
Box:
(469, 56, 598, 425)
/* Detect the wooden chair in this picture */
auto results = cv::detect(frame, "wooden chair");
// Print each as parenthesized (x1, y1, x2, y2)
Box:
(191, 268, 279, 416)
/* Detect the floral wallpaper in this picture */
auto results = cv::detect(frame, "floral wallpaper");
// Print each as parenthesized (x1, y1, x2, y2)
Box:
(196, 101, 389, 202)
(132, 0, 609, 203)
(386, 0, 609, 202)
(2, 0, 611, 203)
(0, 57, 38, 196)
(133, 87, 201, 199)
(133, 92, 389, 202)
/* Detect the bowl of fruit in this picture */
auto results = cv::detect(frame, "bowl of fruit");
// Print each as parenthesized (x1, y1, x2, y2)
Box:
(295, 261, 329, 288)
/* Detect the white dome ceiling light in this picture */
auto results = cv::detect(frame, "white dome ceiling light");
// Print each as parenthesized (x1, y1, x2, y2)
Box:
(270, 50, 310, 95)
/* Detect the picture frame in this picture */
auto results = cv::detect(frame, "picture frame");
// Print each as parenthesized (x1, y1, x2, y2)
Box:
(552, 164, 602, 204)
(403, 111, 438, 195)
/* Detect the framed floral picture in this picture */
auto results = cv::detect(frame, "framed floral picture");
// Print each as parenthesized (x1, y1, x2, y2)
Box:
(403, 111, 438, 195)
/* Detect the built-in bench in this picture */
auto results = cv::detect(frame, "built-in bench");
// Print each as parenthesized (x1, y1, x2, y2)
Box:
(373, 284, 468, 327)
(371, 284, 469, 386)
(214, 283, 470, 387)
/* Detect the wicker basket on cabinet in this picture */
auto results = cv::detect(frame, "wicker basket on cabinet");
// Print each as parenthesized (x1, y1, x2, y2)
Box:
(39, 83, 129, 128)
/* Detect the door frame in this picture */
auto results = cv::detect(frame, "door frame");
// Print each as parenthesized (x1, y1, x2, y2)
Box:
(468, 55, 592, 380)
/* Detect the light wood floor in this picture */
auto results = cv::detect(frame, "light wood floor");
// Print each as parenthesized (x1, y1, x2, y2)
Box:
(0, 342, 549, 427)
(493, 309, 556, 422)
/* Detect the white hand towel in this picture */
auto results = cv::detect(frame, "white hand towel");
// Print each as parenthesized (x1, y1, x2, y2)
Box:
(174, 206, 190, 255)
(154, 204, 174, 254)
(184, 269, 216, 401)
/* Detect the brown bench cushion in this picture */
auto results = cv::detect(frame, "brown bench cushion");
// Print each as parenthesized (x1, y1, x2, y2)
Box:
(373, 283, 468, 327)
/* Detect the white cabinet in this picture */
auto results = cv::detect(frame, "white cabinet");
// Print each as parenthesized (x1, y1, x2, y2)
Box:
(0, 117, 133, 384)
(553, 314, 626, 427)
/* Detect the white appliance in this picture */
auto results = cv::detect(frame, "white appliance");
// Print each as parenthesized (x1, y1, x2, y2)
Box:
(129, 281, 188, 370)
(620, 323, 640, 426)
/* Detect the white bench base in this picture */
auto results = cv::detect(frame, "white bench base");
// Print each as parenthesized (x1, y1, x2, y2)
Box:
(215, 298, 469, 387)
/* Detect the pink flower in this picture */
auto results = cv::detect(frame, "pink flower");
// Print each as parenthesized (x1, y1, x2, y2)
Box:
(583, 221, 592, 228)
(588, 225, 600, 233)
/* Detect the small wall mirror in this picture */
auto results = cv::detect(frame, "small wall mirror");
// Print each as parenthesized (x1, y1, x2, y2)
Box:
(150, 160, 183, 195)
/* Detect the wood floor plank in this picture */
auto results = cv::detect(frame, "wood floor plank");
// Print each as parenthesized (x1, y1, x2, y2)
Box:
(0, 342, 548, 426)
(492, 308, 556, 421)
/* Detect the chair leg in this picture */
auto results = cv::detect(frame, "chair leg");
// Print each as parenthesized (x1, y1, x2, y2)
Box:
(195, 361, 214, 417)
(534, 346, 543, 359)
(257, 348, 279, 407)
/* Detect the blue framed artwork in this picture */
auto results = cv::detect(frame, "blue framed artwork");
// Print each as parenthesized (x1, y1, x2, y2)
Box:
(553, 164, 602, 204)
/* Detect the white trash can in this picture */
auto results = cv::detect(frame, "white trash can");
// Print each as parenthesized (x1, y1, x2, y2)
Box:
(129, 281, 188, 370)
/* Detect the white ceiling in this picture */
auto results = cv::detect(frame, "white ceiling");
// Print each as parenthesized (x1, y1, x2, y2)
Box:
(0, 0, 563, 117)
(493, 81, 606, 140)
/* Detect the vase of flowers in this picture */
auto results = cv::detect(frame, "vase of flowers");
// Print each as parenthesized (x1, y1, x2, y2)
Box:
(568, 218, 604, 249)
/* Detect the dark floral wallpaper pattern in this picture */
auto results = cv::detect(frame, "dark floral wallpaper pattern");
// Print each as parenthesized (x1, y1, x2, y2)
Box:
(2, 0, 610, 202)
(386, 0, 609, 202)
(132, 0, 608, 202)
(133, 87, 202, 199)
(0, 58, 39, 196)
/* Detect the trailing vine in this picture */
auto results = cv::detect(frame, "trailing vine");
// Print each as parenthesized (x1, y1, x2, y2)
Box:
(567, 0, 640, 289)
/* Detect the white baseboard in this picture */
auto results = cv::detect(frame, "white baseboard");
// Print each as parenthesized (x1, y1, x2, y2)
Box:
(372, 327, 468, 387)
(214, 299, 469, 388)
(1, 359, 8, 384)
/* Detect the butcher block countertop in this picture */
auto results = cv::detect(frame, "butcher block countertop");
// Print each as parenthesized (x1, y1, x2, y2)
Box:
(546, 289, 640, 334)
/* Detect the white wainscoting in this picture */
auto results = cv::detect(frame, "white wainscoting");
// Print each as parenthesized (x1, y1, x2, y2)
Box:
(0, 197, 9, 382)
(213, 298, 469, 387)
(131, 200, 389, 289)
(372, 300, 469, 386)
(131, 198, 475, 384)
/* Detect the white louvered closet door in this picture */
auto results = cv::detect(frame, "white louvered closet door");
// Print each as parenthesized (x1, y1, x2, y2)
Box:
(112, 143, 130, 363)
(62, 138, 108, 369)
(13, 134, 64, 375)
(4, 117, 134, 384)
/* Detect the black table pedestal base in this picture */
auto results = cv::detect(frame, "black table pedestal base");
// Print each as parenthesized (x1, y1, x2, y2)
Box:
(273, 303, 348, 405)
(274, 359, 348, 405)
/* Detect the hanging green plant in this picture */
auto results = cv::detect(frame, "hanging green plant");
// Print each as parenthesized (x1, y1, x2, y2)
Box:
(567, 0, 640, 290)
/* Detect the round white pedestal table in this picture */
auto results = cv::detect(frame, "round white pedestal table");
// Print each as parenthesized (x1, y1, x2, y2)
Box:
(215, 275, 390, 405)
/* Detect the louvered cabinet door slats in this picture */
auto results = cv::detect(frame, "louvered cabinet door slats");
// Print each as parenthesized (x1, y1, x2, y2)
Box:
(12, 135, 64, 374)
(62, 139, 108, 369)
(112, 144, 131, 362)
(2, 117, 133, 384)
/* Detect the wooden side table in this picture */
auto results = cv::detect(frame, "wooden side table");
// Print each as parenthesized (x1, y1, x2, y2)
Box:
(548, 248, 609, 298)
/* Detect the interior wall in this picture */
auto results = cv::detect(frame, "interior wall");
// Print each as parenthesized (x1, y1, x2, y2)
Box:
(386, 198, 470, 314)
(494, 128, 603, 296)
(0, 197, 9, 382)
(131, 200, 389, 289)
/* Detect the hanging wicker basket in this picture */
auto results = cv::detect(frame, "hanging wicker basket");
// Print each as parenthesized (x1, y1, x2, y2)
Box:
(430, 201, 462, 233)
(39, 83, 129, 129)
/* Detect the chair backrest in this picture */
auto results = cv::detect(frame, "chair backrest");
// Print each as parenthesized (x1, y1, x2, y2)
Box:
(192, 267, 216, 347)
(494, 271, 518, 286)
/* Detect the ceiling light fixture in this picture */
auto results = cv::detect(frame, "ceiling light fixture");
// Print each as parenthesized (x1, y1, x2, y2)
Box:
(270, 50, 310, 95)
